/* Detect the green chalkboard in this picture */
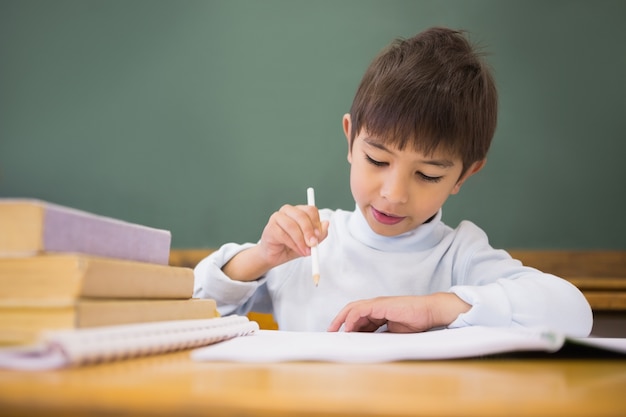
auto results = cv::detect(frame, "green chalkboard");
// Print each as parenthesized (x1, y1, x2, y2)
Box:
(1, 0, 625, 249)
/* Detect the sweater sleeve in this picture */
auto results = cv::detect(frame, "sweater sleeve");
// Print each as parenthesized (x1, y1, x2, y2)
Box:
(193, 243, 272, 316)
(446, 223, 593, 337)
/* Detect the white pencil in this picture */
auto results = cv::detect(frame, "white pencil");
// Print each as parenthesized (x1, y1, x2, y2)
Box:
(307, 187, 320, 286)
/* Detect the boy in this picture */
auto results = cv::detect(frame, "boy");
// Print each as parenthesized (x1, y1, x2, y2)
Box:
(194, 27, 593, 337)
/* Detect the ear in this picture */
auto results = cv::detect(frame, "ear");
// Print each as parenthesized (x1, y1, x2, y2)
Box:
(451, 160, 486, 195)
(342, 113, 352, 164)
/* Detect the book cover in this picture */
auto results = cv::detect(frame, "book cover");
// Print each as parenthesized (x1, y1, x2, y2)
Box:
(0, 199, 171, 264)
(0, 299, 218, 345)
(0, 254, 194, 302)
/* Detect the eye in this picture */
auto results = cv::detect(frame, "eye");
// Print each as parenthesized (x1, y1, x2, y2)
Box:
(365, 154, 387, 167)
(417, 172, 443, 183)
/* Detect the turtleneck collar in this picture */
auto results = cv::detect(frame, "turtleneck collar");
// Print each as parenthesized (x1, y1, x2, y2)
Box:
(347, 205, 444, 252)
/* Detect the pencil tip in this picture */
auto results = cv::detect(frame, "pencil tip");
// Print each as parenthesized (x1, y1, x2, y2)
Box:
(313, 274, 320, 287)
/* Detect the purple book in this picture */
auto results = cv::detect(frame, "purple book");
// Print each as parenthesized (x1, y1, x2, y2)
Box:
(0, 199, 171, 265)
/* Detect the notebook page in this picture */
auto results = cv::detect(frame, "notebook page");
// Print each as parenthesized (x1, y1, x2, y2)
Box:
(571, 337, 626, 353)
(191, 326, 564, 363)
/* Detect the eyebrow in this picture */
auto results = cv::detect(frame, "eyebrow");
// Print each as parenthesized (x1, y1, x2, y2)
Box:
(363, 138, 456, 168)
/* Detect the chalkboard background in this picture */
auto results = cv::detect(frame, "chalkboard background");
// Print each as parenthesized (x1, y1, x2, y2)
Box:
(1, 0, 625, 249)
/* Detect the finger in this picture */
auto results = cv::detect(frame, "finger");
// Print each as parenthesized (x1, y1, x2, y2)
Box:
(328, 307, 349, 332)
(327, 300, 358, 331)
(319, 220, 330, 243)
(328, 300, 384, 332)
(386, 322, 419, 333)
(284, 205, 323, 248)
(346, 316, 383, 332)
(273, 209, 311, 256)
(264, 208, 308, 257)
(343, 308, 386, 332)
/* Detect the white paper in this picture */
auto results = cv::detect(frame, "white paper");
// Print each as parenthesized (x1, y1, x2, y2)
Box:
(573, 337, 626, 353)
(191, 326, 566, 363)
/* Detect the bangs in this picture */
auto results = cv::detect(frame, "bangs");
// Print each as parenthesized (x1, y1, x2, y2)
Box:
(352, 85, 463, 158)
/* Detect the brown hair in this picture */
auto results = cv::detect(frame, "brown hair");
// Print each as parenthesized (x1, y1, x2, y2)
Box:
(349, 27, 498, 175)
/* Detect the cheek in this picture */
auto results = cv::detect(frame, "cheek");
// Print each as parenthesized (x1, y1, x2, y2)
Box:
(421, 186, 457, 211)
(349, 163, 371, 202)
(349, 165, 363, 198)
(406, 184, 453, 214)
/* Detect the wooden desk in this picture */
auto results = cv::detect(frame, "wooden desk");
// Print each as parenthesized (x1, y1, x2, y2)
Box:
(1, 351, 625, 417)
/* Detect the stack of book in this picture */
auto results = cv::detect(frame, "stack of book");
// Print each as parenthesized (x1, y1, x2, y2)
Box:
(0, 198, 218, 346)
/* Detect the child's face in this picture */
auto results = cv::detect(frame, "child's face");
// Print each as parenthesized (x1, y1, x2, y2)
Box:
(343, 114, 484, 237)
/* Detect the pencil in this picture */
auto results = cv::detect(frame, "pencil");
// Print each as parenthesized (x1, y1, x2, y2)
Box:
(307, 187, 320, 286)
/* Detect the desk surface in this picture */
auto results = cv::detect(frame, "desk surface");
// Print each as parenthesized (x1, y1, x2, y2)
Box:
(1, 351, 625, 417)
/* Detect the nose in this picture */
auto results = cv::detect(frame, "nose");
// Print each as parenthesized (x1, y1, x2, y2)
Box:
(380, 169, 409, 204)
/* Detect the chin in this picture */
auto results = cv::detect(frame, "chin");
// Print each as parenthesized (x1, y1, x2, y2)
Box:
(367, 221, 408, 237)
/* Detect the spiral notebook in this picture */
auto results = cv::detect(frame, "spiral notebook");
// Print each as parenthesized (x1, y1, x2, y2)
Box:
(0, 315, 258, 370)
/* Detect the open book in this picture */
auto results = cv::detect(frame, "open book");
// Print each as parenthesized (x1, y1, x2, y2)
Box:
(0, 315, 258, 370)
(192, 326, 626, 363)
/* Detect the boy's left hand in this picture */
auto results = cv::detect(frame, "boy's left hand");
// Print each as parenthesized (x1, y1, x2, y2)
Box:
(327, 293, 471, 333)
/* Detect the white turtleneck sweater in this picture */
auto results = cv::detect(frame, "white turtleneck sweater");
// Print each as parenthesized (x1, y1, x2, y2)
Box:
(193, 207, 593, 337)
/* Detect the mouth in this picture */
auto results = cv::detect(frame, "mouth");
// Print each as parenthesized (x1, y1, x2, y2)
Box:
(370, 206, 406, 226)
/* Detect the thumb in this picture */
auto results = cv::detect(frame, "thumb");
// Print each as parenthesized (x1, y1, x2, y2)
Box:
(319, 220, 330, 242)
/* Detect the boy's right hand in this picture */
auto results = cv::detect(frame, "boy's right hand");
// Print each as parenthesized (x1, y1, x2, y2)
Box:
(259, 204, 329, 267)
(222, 204, 329, 282)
